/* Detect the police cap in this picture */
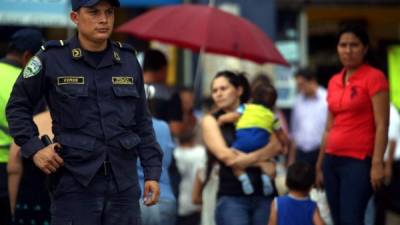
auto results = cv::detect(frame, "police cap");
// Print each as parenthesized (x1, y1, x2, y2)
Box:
(71, 0, 120, 11)
(9, 28, 44, 55)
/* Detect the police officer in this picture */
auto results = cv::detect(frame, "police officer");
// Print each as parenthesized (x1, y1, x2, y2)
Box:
(0, 28, 43, 224)
(6, 0, 162, 224)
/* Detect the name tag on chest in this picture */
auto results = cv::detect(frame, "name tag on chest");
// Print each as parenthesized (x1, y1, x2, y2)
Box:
(57, 76, 85, 85)
(112, 77, 134, 85)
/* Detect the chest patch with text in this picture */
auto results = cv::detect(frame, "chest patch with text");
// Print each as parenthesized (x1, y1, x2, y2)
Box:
(112, 77, 134, 85)
(57, 76, 85, 85)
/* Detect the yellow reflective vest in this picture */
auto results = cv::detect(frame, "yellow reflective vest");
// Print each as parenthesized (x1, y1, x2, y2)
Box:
(388, 46, 400, 111)
(0, 61, 21, 163)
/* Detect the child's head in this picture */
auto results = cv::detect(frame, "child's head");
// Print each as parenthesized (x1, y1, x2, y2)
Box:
(251, 83, 277, 109)
(177, 128, 196, 146)
(286, 161, 315, 193)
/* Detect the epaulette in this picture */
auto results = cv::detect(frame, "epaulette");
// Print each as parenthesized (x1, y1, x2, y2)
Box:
(113, 41, 137, 55)
(40, 40, 68, 51)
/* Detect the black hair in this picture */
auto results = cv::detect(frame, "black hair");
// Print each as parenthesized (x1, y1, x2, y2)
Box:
(6, 44, 24, 55)
(251, 83, 277, 109)
(337, 23, 373, 64)
(337, 23, 369, 47)
(143, 49, 168, 72)
(213, 70, 250, 104)
(251, 73, 272, 87)
(295, 68, 316, 81)
(177, 128, 196, 144)
(286, 161, 315, 192)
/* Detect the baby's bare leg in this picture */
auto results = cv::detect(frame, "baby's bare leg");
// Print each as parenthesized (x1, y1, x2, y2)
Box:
(232, 167, 245, 177)
(232, 162, 254, 194)
(257, 160, 276, 196)
(257, 160, 276, 178)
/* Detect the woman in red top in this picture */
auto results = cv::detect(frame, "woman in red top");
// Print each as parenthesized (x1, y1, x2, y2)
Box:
(315, 24, 389, 225)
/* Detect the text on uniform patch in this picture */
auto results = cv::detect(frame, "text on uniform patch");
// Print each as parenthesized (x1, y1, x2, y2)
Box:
(112, 77, 134, 85)
(57, 76, 85, 85)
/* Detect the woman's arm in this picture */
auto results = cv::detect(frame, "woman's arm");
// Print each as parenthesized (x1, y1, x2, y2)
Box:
(202, 113, 281, 169)
(7, 142, 23, 215)
(217, 112, 241, 126)
(384, 140, 396, 184)
(267, 199, 277, 225)
(201, 114, 236, 165)
(250, 134, 282, 161)
(313, 207, 325, 225)
(227, 134, 282, 169)
(192, 169, 203, 205)
(370, 91, 389, 191)
(315, 111, 333, 189)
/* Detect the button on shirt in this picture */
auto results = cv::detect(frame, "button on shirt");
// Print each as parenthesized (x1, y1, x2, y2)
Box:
(6, 36, 163, 190)
(291, 87, 327, 152)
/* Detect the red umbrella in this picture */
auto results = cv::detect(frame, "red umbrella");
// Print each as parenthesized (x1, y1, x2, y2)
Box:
(116, 4, 289, 66)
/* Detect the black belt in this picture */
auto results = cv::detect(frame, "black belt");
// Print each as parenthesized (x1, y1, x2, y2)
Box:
(98, 161, 112, 176)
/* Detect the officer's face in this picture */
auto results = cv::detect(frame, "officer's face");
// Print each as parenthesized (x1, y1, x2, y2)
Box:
(71, 1, 115, 44)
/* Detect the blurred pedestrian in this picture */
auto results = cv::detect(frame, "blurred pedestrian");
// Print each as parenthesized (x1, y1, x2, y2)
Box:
(179, 88, 201, 143)
(217, 81, 279, 196)
(6, 0, 163, 224)
(0, 28, 44, 225)
(201, 70, 281, 225)
(315, 24, 389, 225)
(8, 110, 52, 225)
(289, 68, 327, 166)
(143, 49, 184, 137)
(174, 130, 206, 225)
(138, 85, 177, 225)
(268, 161, 324, 225)
(192, 153, 219, 225)
(375, 104, 400, 225)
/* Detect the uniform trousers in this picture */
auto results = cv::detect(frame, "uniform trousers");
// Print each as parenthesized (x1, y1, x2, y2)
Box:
(51, 167, 141, 225)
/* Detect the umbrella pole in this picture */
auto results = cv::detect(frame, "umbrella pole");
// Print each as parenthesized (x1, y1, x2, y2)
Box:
(193, 47, 205, 110)
(209, 0, 215, 7)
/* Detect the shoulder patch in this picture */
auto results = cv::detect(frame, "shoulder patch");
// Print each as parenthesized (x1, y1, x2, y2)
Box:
(113, 41, 137, 55)
(23, 56, 42, 79)
(41, 40, 68, 51)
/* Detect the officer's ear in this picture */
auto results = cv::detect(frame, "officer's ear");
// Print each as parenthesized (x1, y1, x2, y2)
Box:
(21, 51, 33, 67)
(70, 11, 79, 25)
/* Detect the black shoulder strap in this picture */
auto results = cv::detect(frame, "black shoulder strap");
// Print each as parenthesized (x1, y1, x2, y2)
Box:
(113, 41, 137, 55)
(40, 40, 68, 51)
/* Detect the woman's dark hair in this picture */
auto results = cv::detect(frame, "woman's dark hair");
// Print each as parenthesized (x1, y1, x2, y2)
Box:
(337, 23, 374, 64)
(212, 70, 251, 103)
(337, 24, 369, 46)
(286, 161, 315, 192)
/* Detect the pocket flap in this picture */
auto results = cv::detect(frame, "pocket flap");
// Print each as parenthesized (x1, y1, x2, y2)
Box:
(119, 133, 141, 150)
(112, 86, 140, 97)
(57, 134, 96, 151)
(56, 85, 88, 97)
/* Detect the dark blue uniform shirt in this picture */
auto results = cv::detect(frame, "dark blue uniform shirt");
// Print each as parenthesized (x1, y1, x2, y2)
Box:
(6, 35, 163, 191)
